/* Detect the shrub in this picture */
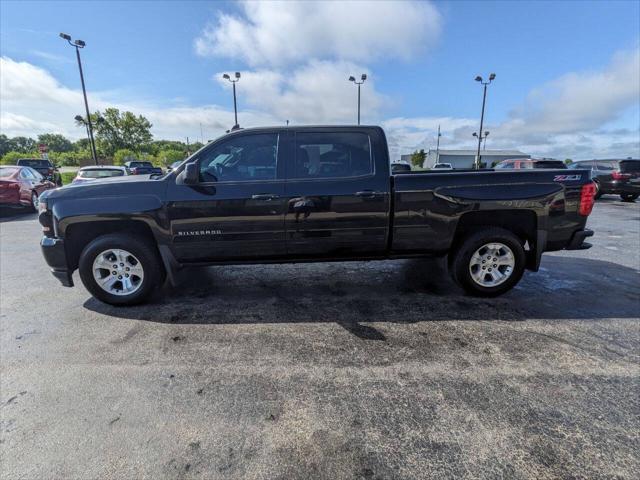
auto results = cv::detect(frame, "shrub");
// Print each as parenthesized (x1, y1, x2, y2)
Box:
(157, 149, 185, 167)
(113, 149, 137, 166)
(0, 151, 28, 165)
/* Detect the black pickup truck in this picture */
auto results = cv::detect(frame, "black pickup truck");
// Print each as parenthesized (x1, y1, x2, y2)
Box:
(38, 126, 595, 305)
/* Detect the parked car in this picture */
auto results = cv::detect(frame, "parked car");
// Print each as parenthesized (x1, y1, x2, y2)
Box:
(16, 158, 62, 186)
(124, 161, 163, 176)
(495, 158, 567, 170)
(38, 125, 595, 305)
(0, 165, 56, 211)
(391, 162, 411, 173)
(569, 159, 640, 201)
(72, 166, 128, 184)
(432, 163, 453, 170)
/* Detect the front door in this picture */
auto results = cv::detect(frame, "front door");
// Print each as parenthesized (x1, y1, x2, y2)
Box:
(284, 129, 389, 257)
(166, 131, 287, 262)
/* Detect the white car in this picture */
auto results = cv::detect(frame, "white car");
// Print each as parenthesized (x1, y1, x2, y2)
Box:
(432, 163, 453, 170)
(72, 166, 128, 184)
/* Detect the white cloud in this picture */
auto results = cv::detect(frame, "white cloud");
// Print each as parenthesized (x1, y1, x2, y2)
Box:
(0, 56, 274, 142)
(216, 60, 385, 124)
(499, 48, 640, 141)
(195, 0, 442, 66)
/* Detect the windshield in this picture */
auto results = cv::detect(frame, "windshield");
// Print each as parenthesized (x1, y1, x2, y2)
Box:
(78, 169, 124, 179)
(129, 162, 152, 167)
(0, 167, 19, 177)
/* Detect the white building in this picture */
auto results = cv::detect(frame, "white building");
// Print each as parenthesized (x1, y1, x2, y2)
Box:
(424, 149, 530, 169)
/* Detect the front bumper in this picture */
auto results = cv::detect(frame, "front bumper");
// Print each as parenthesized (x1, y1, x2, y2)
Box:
(40, 236, 74, 287)
(566, 229, 594, 250)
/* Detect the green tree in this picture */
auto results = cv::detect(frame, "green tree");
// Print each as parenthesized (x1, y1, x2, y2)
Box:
(113, 148, 138, 166)
(410, 149, 426, 168)
(157, 149, 186, 167)
(37, 133, 73, 152)
(73, 138, 91, 152)
(8, 136, 37, 153)
(564, 158, 573, 165)
(88, 108, 153, 155)
(0, 134, 11, 157)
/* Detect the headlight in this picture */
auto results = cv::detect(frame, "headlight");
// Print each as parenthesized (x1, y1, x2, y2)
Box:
(38, 199, 48, 214)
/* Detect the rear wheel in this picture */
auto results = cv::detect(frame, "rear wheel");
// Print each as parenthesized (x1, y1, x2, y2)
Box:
(78, 234, 164, 305)
(451, 228, 526, 297)
(620, 193, 638, 202)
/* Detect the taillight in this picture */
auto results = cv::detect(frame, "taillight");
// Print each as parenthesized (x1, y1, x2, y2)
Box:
(48, 168, 54, 175)
(611, 171, 631, 180)
(579, 182, 596, 216)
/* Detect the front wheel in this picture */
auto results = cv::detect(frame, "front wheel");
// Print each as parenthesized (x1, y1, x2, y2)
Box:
(451, 228, 526, 297)
(78, 234, 165, 305)
(620, 193, 638, 202)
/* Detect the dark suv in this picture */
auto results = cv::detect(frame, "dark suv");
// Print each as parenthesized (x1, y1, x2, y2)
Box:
(569, 159, 640, 201)
(16, 158, 62, 186)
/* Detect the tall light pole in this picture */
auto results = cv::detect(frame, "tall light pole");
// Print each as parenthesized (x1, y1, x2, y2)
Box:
(473, 130, 490, 150)
(222, 72, 241, 130)
(349, 74, 367, 125)
(60, 33, 98, 165)
(435, 124, 442, 165)
(474, 73, 496, 169)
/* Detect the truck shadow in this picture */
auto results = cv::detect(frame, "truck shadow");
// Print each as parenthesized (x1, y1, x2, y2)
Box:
(83, 255, 640, 326)
(0, 208, 36, 223)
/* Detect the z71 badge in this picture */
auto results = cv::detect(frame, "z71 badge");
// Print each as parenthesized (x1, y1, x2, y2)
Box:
(554, 174, 581, 182)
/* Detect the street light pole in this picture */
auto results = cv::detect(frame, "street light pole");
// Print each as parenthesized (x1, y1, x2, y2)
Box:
(474, 73, 496, 170)
(61, 33, 98, 165)
(222, 72, 241, 129)
(349, 74, 367, 125)
(435, 124, 441, 165)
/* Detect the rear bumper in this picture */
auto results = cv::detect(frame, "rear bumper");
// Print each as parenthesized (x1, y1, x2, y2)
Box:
(565, 229, 594, 250)
(40, 237, 74, 287)
(601, 181, 640, 195)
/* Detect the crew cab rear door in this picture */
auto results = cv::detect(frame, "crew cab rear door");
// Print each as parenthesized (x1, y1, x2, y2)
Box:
(283, 128, 390, 257)
(165, 131, 286, 262)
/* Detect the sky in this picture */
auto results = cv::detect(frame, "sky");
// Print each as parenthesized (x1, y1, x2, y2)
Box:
(1, 0, 639, 160)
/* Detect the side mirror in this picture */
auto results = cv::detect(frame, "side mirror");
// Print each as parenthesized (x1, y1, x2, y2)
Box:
(181, 162, 199, 184)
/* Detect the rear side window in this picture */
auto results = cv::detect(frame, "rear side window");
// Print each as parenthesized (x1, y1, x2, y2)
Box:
(495, 161, 514, 169)
(0, 167, 18, 177)
(620, 160, 640, 173)
(293, 132, 372, 179)
(79, 169, 124, 178)
(199, 133, 278, 182)
(535, 161, 566, 169)
(17, 159, 49, 167)
(595, 162, 615, 171)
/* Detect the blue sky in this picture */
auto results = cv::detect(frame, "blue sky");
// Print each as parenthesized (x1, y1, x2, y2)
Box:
(1, 0, 639, 159)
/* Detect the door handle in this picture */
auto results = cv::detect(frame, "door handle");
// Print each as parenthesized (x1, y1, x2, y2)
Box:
(355, 190, 382, 198)
(251, 193, 280, 201)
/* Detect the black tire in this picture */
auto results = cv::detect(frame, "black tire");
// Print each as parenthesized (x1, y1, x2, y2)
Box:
(30, 191, 39, 212)
(594, 181, 603, 199)
(451, 227, 526, 297)
(620, 193, 638, 202)
(78, 234, 165, 306)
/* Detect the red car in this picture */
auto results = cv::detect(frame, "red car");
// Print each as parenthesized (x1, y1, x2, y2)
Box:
(0, 165, 56, 211)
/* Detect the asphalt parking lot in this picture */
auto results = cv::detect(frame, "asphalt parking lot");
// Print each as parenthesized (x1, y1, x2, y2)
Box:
(1, 197, 638, 479)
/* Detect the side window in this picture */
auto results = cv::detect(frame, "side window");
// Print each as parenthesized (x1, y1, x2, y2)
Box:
(293, 132, 372, 179)
(521, 161, 534, 169)
(20, 168, 35, 180)
(595, 162, 614, 171)
(198, 133, 278, 182)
